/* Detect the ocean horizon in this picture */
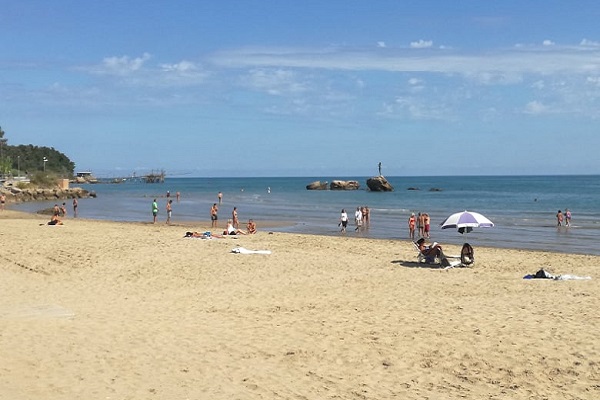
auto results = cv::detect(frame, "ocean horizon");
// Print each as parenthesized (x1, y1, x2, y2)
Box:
(13, 175, 600, 256)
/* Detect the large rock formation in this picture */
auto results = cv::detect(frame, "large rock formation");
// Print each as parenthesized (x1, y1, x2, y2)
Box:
(306, 181, 328, 190)
(366, 176, 394, 192)
(330, 180, 360, 190)
(0, 186, 94, 204)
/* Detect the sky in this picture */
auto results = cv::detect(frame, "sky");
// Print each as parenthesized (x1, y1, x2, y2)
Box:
(1, 1, 600, 177)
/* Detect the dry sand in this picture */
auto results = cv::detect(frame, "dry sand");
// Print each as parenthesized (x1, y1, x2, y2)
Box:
(1, 210, 599, 399)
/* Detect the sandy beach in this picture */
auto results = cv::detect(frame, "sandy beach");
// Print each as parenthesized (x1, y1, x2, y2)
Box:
(1, 210, 599, 400)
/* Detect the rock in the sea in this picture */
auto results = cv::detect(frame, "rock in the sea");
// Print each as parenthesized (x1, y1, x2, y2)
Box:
(330, 180, 360, 190)
(366, 176, 394, 192)
(306, 181, 329, 190)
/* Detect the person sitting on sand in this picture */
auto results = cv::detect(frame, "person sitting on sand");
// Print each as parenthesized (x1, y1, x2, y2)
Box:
(416, 237, 443, 258)
(247, 219, 257, 234)
(48, 214, 63, 225)
(224, 219, 246, 235)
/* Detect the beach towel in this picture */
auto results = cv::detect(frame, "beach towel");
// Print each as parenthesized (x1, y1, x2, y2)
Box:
(523, 269, 591, 280)
(231, 247, 272, 255)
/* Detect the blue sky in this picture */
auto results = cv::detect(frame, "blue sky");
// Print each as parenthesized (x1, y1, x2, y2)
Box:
(1, 1, 600, 177)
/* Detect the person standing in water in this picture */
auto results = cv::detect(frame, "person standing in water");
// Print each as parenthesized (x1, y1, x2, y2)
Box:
(339, 209, 348, 233)
(556, 210, 564, 226)
(408, 213, 416, 240)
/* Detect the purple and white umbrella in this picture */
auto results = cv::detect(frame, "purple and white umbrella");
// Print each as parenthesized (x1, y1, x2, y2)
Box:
(440, 210, 494, 234)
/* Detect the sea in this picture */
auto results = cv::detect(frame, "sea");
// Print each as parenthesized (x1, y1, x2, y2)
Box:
(13, 175, 600, 256)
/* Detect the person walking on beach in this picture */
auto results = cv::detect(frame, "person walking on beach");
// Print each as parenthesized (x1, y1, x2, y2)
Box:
(166, 199, 173, 224)
(0, 193, 5, 211)
(152, 199, 158, 223)
(211, 203, 219, 228)
(408, 213, 416, 240)
(232, 207, 239, 229)
(72, 198, 78, 217)
(339, 209, 348, 233)
(60, 202, 67, 218)
(565, 208, 572, 227)
(556, 210, 564, 226)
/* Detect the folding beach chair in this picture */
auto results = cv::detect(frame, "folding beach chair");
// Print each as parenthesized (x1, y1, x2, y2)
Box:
(412, 241, 461, 268)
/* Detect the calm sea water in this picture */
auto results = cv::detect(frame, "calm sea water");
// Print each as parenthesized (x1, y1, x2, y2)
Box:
(14, 175, 600, 255)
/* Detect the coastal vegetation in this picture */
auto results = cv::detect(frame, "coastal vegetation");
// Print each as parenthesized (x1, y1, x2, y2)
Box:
(0, 126, 75, 179)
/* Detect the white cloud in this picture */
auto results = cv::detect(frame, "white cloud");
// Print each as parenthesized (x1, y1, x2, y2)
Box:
(587, 76, 600, 86)
(160, 60, 197, 72)
(99, 53, 151, 75)
(80, 56, 209, 87)
(377, 41, 386, 48)
(243, 69, 308, 95)
(580, 38, 600, 47)
(377, 96, 449, 120)
(410, 39, 433, 49)
(210, 43, 600, 78)
(531, 80, 545, 89)
(407, 77, 424, 92)
(543, 40, 555, 46)
(524, 100, 547, 114)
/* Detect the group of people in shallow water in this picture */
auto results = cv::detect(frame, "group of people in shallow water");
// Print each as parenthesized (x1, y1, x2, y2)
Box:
(408, 212, 431, 240)
(339, 206, 370, 233)
(556, 208, 572, 227)
(151, 191, 259, 238)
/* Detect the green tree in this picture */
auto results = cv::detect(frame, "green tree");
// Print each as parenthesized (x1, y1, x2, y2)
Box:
(0, 126, 76, 177)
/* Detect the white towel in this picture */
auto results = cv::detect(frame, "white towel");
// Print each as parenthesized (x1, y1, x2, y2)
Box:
(231, 247, 272, 255)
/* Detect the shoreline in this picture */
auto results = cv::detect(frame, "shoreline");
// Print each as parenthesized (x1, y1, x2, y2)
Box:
(2, 207, 593, 257)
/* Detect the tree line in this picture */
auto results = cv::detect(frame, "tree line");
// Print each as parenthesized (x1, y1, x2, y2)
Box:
(0, 126, 76, 178)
